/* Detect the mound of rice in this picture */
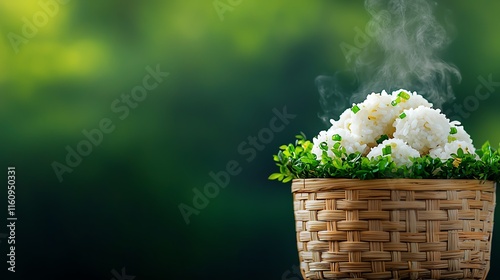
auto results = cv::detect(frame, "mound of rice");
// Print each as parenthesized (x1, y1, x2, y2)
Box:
(311, 128, 368, 159)
(312, 89, 476, 166)
(393, 106, 450, 154)
(429, 141, 476, 160)
(450, 121, 473, 144)
(367, 139, 420, 167)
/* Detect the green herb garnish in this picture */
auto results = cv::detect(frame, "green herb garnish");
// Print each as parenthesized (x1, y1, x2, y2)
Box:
(270, 135, 500, 182)
(382, 145, 392, 155)
(399, 112, 407, 119)
(398, 91, 411, 100)
(320, 141, 328, 150)
(376, 134, 389, 144)
(450, 127, 458, 135)
(391, 97, 402, 106)
(332, 134, 342, 141)
(352, 105, 360, 114)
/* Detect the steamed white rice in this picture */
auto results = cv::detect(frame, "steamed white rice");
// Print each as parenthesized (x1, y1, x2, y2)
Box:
(311, 127, 368, 159)
(347, 91, 397, 147)
(367, 138, 420, 167)
(312, 89, 477, 166)
(449, 121, 473, 144)
(429, 140, 477, 160)
(393, 106, 450, 154)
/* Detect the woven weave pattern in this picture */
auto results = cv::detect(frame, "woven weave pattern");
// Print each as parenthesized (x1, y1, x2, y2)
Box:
(292, 179, 496, 280)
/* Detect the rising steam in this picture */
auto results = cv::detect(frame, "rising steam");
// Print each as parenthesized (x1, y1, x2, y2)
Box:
(317, 0, 461, 125)
(315, 72, 354, 124)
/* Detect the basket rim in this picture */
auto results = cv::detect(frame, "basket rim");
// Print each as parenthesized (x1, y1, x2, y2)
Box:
(291, 178, 496, 193)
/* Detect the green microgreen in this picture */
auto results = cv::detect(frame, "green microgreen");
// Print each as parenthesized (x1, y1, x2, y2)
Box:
(269, 134, 500, 183)
(382, 145, 392, 156)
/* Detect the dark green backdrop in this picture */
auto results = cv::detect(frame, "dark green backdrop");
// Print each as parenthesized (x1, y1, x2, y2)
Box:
(0, 1, 499, 279)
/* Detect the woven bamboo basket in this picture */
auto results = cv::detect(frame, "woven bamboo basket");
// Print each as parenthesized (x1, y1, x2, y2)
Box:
(291, 179, 496, 280)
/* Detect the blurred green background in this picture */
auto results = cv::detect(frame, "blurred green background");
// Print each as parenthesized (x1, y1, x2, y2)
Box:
(0, 0, 499, 279)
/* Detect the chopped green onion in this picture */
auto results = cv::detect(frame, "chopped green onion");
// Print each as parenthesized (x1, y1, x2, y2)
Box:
(399, 112, 407, 119)
(450, 127, 458, 135)
(391, 97, 401, 106)
(448, 136, 457, 143)
(351, 105, 360, 114)
(332, 134, 342, 141)
(320, 142, 328, 150)
(382, 145, 392, 156)
(376, 134, 389, 144)
(398, 91, 410, 100)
